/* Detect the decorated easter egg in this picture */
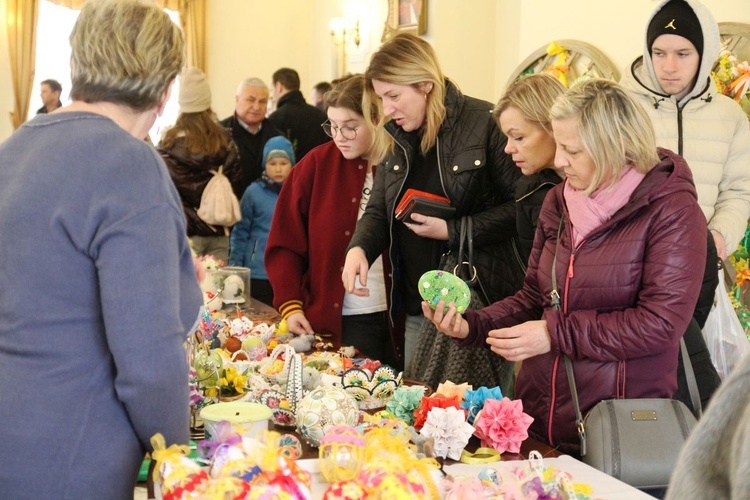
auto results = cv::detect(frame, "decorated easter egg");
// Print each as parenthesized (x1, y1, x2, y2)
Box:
(418, 270, 471, 313)
(296, 386, 360, 447)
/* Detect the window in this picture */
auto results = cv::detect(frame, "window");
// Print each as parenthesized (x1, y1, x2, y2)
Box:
(31, 0, 180, 143)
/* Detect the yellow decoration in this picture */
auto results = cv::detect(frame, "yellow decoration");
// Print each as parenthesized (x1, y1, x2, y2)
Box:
(149, 433, 191, 483)
(545, 41, 570, 87)
(277, 318, 289, 334)
(318, 426, 365, 483)
(460, 447, 501, 464)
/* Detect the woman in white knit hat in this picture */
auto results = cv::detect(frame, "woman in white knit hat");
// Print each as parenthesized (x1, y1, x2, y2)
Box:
(158, 67, 244, 262)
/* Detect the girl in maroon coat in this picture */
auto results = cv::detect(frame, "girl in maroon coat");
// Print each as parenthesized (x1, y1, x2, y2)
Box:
(265, 76, 398, 367)
(424, 79, 707, 455)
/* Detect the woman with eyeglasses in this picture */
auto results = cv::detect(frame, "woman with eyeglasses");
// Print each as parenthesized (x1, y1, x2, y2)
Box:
(265, 75, 398, 367)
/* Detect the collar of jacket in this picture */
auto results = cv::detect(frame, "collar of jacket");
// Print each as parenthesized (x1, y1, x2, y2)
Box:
(629, 56, 715, 110)
(276, 90, 306, 108)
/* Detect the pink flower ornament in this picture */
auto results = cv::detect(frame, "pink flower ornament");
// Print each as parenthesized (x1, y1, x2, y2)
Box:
(473, 397, 534, 454)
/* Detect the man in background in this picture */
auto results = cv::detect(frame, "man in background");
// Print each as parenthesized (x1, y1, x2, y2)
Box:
(221, 77, 281, 191)
(311, 81, 332, 111)
(36, 79, 63, 114)
(269, 67, 329, 161)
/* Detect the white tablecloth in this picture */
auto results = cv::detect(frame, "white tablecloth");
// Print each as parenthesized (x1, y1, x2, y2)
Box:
(300, 454, 655, 499)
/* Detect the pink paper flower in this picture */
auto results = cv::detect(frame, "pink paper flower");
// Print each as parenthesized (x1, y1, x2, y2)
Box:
(473, 397, 534, 454)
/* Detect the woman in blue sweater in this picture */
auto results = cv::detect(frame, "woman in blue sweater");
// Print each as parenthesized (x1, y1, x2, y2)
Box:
(230, 136, 295, 305)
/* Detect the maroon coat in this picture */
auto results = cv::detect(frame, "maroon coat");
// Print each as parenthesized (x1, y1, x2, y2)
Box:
(265, 142, 399, 353)
(460, 148, 706, 454)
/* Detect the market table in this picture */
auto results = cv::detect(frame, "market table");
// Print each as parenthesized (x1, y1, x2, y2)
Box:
(139, 299, 573, 498)
(141, 434, 562, 499)
(237, 296, 281, 324)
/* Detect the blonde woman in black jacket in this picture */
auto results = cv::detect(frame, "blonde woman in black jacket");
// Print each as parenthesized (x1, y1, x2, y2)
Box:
(343, 34, 523, 388)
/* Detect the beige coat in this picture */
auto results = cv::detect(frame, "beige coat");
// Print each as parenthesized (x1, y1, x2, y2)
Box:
(621, 0, 750, 252)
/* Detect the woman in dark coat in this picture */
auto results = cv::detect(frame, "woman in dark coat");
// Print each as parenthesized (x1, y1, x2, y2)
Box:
(493, 74, 565, 266)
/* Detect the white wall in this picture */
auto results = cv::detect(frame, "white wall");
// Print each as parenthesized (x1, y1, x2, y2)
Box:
(511, 0, 748, 92)
(1, 0, 749, 143)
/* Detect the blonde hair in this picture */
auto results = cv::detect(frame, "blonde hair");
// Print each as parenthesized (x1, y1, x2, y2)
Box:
(550, 79, 660, 194)
(363, 34, 445, 163)
(159, 109, 229, 156)
(494, 74, 566, 135)
(69, 0, 185, 111)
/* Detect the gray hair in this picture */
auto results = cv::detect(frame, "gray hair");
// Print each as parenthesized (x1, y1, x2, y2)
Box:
(69, 0, 184, 111)
(236, 77, 268, 96)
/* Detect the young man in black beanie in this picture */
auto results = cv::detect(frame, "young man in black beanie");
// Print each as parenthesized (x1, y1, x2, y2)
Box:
(621, 0, 750, 262)
(621, 0, 750, 433)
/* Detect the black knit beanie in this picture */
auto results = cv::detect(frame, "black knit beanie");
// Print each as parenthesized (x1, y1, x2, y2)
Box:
(647, 0, 703, 55)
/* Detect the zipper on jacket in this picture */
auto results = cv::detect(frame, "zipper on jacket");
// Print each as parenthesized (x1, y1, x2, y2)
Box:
(677, 105, 684, 156)
(512, 237, 527, 275)
(514, 181, 559, 203)
(547, 355, 561, 446)
(435, 136, 450, 200)
(386, 135, 411, 336)
(250, 240, 259, 262)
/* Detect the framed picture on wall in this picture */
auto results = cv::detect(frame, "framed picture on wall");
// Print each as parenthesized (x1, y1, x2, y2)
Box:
(382, 0, 427, 41)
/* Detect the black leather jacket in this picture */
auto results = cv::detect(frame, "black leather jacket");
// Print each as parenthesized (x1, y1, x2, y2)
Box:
(349, 80, 525, 316)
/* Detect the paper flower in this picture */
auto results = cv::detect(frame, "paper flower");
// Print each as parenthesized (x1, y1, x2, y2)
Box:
(413, 393, 462, 430)
(461, 386, 503, 424)
(384, 385, 425, 426)
(435, 380, 472, 402)
(419, 406, 474, 460)
(443, 476, 491, 499)
(473, 397, 534, 454)
(713, 49, 750, 122)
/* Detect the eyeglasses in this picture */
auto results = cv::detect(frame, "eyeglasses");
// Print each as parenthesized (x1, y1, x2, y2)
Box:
(322, 121, 358, 140)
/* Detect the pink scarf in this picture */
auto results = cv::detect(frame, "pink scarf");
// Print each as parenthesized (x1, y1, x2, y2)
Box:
(564, 167, 646, 245)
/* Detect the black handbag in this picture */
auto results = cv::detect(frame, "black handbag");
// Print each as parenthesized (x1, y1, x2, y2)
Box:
(550, 216, 701, 489)
(406, 216, 515, 394)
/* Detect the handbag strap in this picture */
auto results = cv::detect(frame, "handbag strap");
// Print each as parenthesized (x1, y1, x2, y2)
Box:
(550, 216, 702, 456)
(454, 216, 478, 285)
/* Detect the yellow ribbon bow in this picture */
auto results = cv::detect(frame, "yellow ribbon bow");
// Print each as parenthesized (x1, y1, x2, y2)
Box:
(546, 41, 570, 87)
(149, 433, 191, 483)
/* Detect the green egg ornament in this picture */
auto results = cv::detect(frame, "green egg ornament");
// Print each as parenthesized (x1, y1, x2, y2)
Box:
(418, 270, 471, 313)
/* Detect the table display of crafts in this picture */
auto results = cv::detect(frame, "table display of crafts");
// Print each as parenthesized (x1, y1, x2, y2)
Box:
(150, 392, 599, 499)
(154, 268, 608, 497)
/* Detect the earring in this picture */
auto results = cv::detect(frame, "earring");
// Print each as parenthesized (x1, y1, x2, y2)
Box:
(424, 93, 428, 100)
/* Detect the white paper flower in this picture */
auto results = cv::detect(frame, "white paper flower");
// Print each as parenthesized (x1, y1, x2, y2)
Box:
(419, 406, 474, 460)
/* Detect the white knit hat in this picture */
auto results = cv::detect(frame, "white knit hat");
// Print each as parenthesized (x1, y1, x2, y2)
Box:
(178, 67, 211, 113)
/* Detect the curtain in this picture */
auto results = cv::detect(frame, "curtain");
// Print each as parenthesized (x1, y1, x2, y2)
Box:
(6, 0, 39, 130)
(46, 0, 207, 71)
(178, 0, 207, 72)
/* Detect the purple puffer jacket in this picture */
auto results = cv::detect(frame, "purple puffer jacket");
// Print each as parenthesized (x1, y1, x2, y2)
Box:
(459, 148, 707, 454)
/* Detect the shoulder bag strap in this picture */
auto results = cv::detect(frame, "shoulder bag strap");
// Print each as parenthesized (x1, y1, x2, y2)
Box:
(457, 217, 467, 265)
(454, 216, 478, 285)
(549, 216, 588, 452)
(681, 335, 702, 418)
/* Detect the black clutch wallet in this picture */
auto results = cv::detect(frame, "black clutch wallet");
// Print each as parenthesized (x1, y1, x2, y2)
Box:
(395, 197, 457, 221)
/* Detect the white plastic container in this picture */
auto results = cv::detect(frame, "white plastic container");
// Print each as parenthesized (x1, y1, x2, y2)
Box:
(200, 401, 272, 441)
